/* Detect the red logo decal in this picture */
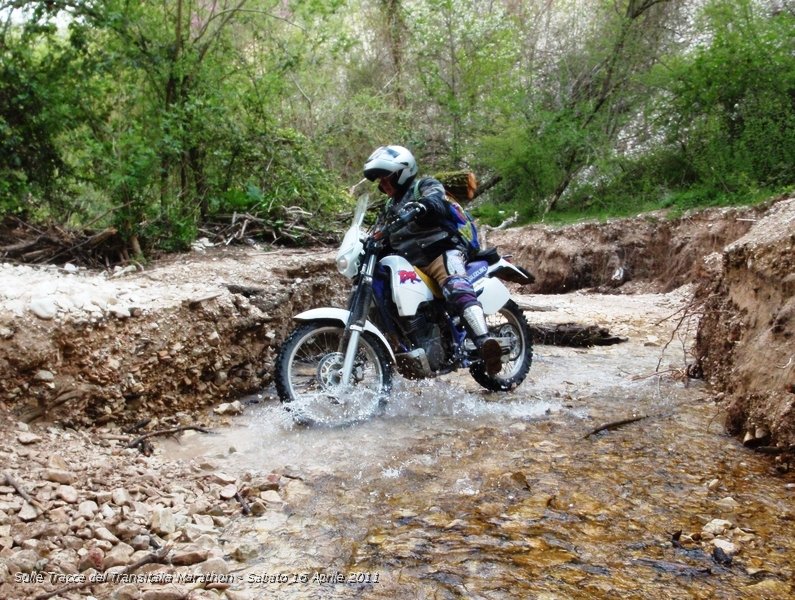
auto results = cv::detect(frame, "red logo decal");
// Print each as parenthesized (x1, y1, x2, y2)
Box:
(398, 270, 421, 284)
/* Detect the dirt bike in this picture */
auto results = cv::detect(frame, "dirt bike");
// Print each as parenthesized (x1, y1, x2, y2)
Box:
(274, 194, 535, 425)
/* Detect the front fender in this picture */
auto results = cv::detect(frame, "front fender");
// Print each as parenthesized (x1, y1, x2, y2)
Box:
(293, 307, 396, 361)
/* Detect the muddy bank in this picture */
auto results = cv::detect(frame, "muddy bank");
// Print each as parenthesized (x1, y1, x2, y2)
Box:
(485, 204, 760, 293)
(0, 248, 346, 426)
(695, 197, 795, 449)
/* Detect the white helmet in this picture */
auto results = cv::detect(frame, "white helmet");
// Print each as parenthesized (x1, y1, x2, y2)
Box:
(363, 145, 418, 186)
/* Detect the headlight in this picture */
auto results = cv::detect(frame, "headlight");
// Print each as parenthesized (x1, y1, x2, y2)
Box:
(337, 256, 349, 274)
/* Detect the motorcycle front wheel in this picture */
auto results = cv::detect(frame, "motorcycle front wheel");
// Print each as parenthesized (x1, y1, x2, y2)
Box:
(274, 322, 393, 426)
(470, 300, 533, 391)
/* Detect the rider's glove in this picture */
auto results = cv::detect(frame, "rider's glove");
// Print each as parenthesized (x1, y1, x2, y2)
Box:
(395, 202, 427, 225)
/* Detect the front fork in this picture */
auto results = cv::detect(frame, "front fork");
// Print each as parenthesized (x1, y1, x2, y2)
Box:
(339, 253, 377, 386)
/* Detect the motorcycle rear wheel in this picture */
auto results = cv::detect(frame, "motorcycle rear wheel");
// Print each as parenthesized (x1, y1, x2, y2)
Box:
(275, 322, 393, 426)
(469, 300, 533, 391)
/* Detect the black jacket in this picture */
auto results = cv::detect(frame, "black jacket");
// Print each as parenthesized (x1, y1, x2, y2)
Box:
(386, 176, 464, 267)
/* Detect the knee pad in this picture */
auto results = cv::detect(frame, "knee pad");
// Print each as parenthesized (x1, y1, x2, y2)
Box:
(442, 275, 478, 314)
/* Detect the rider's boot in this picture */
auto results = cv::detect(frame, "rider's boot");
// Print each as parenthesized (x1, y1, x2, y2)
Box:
(462, 305, 502, 376)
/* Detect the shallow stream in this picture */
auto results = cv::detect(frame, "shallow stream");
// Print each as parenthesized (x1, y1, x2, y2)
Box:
(164, 291, 795, 599)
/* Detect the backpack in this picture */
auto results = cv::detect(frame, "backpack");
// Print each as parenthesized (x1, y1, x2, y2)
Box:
(412, 177, 480, 256)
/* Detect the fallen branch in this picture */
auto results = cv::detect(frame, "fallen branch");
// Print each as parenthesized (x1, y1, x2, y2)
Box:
(234, 491, 251, 516)
(630, 367, 683, 381)
(530, 322, 626, 347)
(34, 546, 171, 600)
(584, 415, 648, 439)
(632, 557, 712, 576)
(122, 418, 152, 434)
(127, 425, 212, 450)
(2, 471, 44, 510)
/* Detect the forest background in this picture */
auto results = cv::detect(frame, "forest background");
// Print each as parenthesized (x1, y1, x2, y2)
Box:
(1, 0, 793, 257)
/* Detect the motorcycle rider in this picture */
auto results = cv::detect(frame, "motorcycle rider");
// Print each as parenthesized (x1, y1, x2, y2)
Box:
(363, 145, 502, 375)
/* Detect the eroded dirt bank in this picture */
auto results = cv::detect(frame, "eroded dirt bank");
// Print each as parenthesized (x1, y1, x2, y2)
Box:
(0, 248, 346, 426)
(484, 203, 761, 294)
(695, 197, 795, 449)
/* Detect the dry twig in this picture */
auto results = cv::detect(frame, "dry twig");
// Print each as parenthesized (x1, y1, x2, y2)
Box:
(2, 471, 44, 510)
(127, 425, 212, 451)
(584, 415, 648, 439)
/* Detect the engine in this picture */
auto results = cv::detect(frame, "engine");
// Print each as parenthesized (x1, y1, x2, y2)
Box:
(400, 308, 446, 372)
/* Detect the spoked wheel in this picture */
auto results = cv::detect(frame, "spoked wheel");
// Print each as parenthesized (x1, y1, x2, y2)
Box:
(470, 300, 533, 391)
(274, 322, 392, 426)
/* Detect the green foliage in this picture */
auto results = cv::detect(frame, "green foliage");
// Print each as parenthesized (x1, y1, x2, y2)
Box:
(657, 0, 795, 194)
(0, 26, 71, 214)
(479, 107, 604, 220)
(1, 0, 793, 252)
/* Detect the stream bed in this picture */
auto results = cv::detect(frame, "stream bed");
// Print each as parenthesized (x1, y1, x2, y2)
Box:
(163, 290, 795, 599)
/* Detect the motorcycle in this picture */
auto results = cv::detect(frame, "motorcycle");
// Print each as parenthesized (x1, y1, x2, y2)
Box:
(274, 193, 535, 425)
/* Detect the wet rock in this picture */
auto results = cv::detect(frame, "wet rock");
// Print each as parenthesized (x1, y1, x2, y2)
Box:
(702, 519, 733, 536)
(213, 401, 243, 416)
(715, 496, 740, 510)
(713, 538, 740, 557)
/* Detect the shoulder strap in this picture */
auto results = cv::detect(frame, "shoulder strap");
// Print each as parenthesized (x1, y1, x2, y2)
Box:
(412, 177, 425, 201)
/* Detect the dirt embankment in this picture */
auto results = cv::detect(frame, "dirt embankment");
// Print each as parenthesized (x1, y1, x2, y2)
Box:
(486, 198, 794, 449)
(0, 197, 793, 448)
(0, 248, 346, 427)
(694, 198, 795, 449)
(485, 205, 760, 294)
